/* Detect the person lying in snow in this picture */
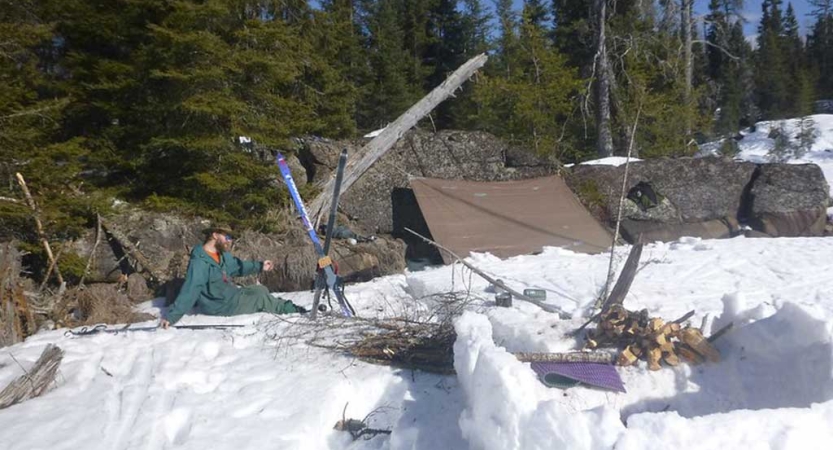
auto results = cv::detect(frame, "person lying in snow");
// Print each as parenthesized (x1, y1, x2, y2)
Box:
(161, 225, 303, 328)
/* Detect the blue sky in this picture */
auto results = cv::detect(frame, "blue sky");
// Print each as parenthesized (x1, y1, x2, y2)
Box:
(702, 0, 815, 42)
(506, 1, 818, 43)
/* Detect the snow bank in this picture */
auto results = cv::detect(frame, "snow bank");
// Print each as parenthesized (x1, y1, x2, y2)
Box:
(619, 402, 833, 450)
(453, 312, 624, 450)
(564, 156, 643, 168)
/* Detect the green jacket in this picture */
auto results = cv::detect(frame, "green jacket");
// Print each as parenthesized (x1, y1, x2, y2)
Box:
(166, 245, 263, 324)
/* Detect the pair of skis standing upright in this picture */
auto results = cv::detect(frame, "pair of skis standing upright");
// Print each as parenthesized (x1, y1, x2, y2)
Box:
(276, 150, 355, 319)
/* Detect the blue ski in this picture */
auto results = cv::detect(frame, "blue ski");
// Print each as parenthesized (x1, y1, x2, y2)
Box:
(276, 154, 353, 317)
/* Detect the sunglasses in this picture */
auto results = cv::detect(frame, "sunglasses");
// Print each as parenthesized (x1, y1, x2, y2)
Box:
(224, 234, 234, 241)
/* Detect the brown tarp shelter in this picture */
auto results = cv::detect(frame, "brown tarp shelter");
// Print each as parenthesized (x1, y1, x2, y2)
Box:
(410, 176, 611, 263)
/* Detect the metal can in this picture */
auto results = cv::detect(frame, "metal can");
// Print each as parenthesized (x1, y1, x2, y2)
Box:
(523, 289, 547, 300)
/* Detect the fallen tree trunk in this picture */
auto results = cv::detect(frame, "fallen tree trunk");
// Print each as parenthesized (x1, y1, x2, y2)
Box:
(0, 344, 63, 409)
(100, 218, 164, 287)
(514, 351, 616, 364)
(307, 53, 488, 223)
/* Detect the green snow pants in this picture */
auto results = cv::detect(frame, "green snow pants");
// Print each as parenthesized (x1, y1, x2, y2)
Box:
(230, 285, 300, 315)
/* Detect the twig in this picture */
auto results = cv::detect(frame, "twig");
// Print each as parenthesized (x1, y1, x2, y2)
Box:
(79, 213, 102, 287)
(15, 173, 63, 285)
(403, 227, 569, 318)
(672, 310, 696, 325)
(600, 106, 641, 305)
(38, 242, 66, 293)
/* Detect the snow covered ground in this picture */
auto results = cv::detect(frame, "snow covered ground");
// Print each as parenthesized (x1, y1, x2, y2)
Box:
(2, 236, 833, 449)
(3, 116, 833, 449)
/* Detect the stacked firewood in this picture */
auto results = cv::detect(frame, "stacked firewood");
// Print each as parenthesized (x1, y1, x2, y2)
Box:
(585, 304, 721, 370)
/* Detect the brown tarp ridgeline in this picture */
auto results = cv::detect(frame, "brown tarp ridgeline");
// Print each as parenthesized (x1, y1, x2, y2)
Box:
(410, 176, 611, 263)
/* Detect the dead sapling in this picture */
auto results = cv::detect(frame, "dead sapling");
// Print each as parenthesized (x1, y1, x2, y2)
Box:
(333, 402, 392, 440)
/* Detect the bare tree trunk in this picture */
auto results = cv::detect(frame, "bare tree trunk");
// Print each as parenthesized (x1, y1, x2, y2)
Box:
(594, 0, 614, 158)
(308, 54, 488, 221)
(15, 173, 63, 285)
(682, 0, 693, 137)
(514, 351, 616, 364)
(606, 63, 639, 158)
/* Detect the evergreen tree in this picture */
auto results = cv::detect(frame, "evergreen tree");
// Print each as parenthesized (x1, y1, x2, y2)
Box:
(523, 0, 549, 29)
(461, 0, 491, 57)
(707, 1, 755, 134)
(493, 0, 519, 78)
(755, 0, 790, 119)
(359, 0, 421, 128)
(807, 0, 833, 99)
(551, 1, 593, 73)
(474, 8, 582, 158)
(782, 2, 810, 117)
(449, 0, 492, 128)
(399, 0, 433, 93)
(424, 0, 466, 127)
(0, 0, 74, 239)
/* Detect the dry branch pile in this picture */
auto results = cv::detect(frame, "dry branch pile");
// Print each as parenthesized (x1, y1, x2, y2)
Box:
(345, 320, 456, 374)
(312, 317, 457, 374)
(55, 283, 155, 327)
(585, 304, 720, 370)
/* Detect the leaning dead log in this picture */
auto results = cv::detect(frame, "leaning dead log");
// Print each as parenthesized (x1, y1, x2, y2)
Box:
(15, 173, 63, 285)
(308, 54, 488, 222)
(404, 227, 568, 317)
(0, 344, 63, 409)
(100, 218, 164, 287)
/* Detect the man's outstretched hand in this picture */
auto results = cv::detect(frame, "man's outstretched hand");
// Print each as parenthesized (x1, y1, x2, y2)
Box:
(160, 319, 170, 329)
(262, 260, 274, 272)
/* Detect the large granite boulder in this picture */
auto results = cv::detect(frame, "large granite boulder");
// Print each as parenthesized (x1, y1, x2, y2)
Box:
(72, 209, 407, 296)
(568, 157, 758, 224)
(747, 164, 830, 237)
(567, 157, 829, 242)
(297, 129, 559, 235)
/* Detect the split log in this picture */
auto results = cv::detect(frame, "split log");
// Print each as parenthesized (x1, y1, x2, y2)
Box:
(404, 227, 569, 317)
(0, 344, 63, 409)
(15, 173, 63, 285)
(600, 243, 642, 312)
(307, 54, 488, 222)
(100, 218, 164, 287)
(572, 243, 643, 336)
(514, 351, 616, 365)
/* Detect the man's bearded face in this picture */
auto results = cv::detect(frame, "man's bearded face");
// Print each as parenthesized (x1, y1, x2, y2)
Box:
(215, 234, 231, 253)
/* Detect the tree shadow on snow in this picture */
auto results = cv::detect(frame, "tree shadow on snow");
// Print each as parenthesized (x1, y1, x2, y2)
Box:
(622, 303, 833, 420)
